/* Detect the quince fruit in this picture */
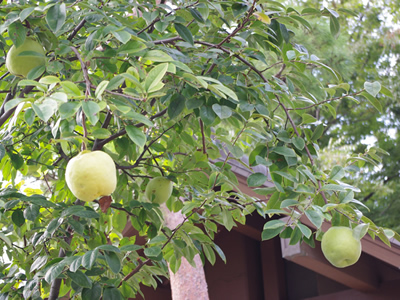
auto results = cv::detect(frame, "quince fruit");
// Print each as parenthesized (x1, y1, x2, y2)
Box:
(65, 151, 117, 202)
(321, 226, 362, 268)
(6, 37, 46, 78)
(145, 177, 173, 204)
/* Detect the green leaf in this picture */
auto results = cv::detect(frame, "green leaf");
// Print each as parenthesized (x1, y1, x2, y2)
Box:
(213, 85, 239, 102)
(92, 128, 111, 139)
(82, 101, 101, 125)
(144, 246, 162, 258)
(360, 91, 383, 113)
(95, 81, 109, 100)
(0, 232, 11, 248)
(329, 15, 340, 38)
(288, 227, 302, 245)
(168, 94, 186, 120)
(273, 171, 298, 183)
(353, 223, 369, 240)
(364, 81, 381, 97)
(69, 256, 83, 273)
(379, 85, 393, 98)
(253, 187, 277, 196)
(144, 63, 169, 92)
(120, 244, 142, 252)
(174, 23, 194, 46)
(32, 99, 58, 122)
(311, 124, 324, 141)
(339, 190, 354, 204)
(292, 136, 305, 150)
(20, 7, 35, 22)
(60, 81, 82, 96)
(12, 209, 25, 227)
(272, 146, 297, 157)
(45, 260, 66, 283)
(61, 206, 99, 218)
(119, 40, 147, 55)
(247, 173, 268, 187)
(212, 104, 232, 119)
(232, 3, 249, 17)
(82, 282, 102, 300)
(8, 21, 27, 48)
(212, 243, 226, 263)
(203, 244, 216, 265)
(59, 102, 81, 119)
(103, 287, 123, 300)
(30, 256, 48, 273)
(112, 29, 131, 44)
(104, 251, 121, 274)
(47, 218, 62, 233)
(320, 184, 345, 192)
(8, 151, 24, 170)
(126, 125, 146, 148)
(305, 210, 323, 229)
(82, 249, 98, 270)
(330, 165, 345, 180)
(106, 75, 125, 91)
(143, 50, 173, 62)
(24, 204, 39, 221)
(221, 209, 235, 231)
(189, 8, 205, 23)
(262, 220, 285, 240)
(39, 76, 60, 84)
(46, 3, 66, 33)
(96, 245, 121, 253)
(0, 144, 5, 161)
(280, 199, 299, 208)
(67, 270, 92, 288)
(297, 223, 312, 239)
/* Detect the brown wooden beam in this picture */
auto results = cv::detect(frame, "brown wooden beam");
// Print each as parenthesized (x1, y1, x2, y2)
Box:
(234, 222, 262, 241)
(281, 238, 379, 293)
(304, 279, 400, 300)
(261, 238, 288, 300)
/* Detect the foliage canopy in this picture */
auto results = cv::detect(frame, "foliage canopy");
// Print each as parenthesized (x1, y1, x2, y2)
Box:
(0, 0, 398, 299)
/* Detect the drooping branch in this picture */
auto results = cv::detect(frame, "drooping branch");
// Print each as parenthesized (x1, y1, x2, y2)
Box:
(278, 99, 329, 204)
(0, 85, 35, 127)
(214, 0, 257, 48)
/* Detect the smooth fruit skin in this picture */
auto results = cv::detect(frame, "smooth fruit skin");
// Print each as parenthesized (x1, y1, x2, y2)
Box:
(321, 226, 362, 268)
(6, 37, 46, 78)
(145, 177, 173, 204)
(65, 151, 117, 202)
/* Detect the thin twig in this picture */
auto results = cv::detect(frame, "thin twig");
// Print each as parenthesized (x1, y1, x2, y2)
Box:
(95, 108, 168, 150)
(287, 90, 364, 111)
(214, 0, 257, 49)
(70, 46, 91, 148)
(278, 99, 329, 204)
(199, 119, 206, 154)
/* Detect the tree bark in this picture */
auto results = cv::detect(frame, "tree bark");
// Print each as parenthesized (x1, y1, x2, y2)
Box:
(163, 207, 209, 300)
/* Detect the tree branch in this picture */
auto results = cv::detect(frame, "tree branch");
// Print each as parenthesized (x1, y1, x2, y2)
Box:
(94, 108, 168, 150)
(0, 86, 35, 127)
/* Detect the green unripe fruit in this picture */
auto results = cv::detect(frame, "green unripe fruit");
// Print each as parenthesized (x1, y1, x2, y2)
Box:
(6, 37, 46, 78)
(145, 177, 173, 204)
(321, 226, 362, 268)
